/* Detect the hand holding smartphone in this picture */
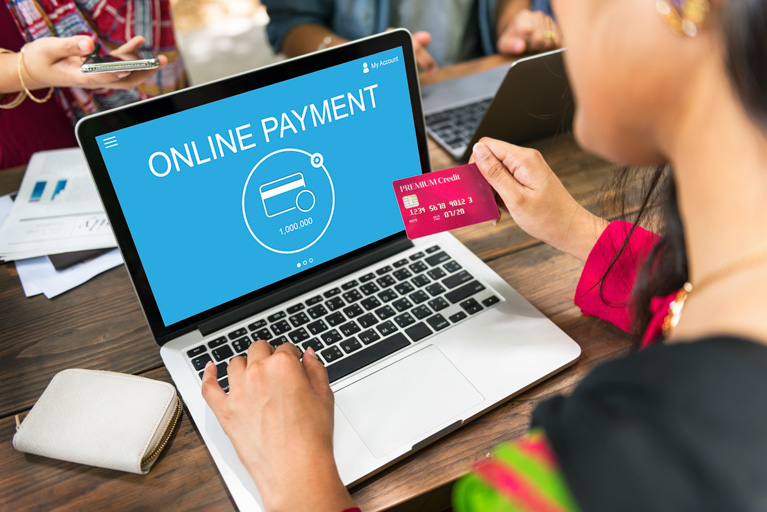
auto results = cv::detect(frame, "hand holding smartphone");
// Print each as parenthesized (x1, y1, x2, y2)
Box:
(80, 42, 160, 74)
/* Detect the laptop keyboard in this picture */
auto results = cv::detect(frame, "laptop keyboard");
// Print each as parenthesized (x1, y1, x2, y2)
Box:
(425, 98, 492, 150)
(186, 244, 502, 391)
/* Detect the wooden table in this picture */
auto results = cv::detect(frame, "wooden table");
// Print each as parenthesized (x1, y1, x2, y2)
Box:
(0, 56, 638, 511)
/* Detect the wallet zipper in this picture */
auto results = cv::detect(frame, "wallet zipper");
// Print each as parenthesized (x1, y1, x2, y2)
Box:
(141, 396, 182, 467)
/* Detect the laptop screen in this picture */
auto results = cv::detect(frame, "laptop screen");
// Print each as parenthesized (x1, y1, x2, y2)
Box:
(91, 43, 423, 329)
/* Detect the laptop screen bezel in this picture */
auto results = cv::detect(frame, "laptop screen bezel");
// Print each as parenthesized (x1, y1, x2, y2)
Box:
(76, 30, 430, 345)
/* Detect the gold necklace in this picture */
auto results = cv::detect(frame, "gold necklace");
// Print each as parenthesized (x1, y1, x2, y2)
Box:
(662, 245, 767, 338)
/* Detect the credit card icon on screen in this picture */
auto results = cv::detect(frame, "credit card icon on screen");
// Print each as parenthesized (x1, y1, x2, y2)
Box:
(260, 172, 315, 218)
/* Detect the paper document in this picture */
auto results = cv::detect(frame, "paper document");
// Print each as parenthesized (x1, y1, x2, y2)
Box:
(0, 148, 116, 261)
(15, 249, 123, 299)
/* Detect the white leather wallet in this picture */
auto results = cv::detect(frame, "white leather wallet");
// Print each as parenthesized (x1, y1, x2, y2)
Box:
(13, 369, 181, 474)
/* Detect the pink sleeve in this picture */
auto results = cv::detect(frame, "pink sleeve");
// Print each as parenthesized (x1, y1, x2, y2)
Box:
(574, 221, 660, 332)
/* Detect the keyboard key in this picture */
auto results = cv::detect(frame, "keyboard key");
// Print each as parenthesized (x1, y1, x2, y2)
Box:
(394, 281, 414, 294)
(375, 305, 396, 320)
(208, 337, 227, 351)
(289, 312, 310, 327)
(427, 268, 447, 280)
(412, 275, 430, 288)
(326, 312, 346, 326)
(482, 295, 501, 307)
(267, 311, 286, 322)
(449, 311, 468, 323)
(191, 353, 212, 371)
(409, 261, 428, 274)
(321, 329, 343, 345)
(411, 305, 432, 320)
(426, 314, 450, 331)
(426, 283, 446, 297)
(361, 296, 381, 310)
(339, 321, 361, 337)
(358, 328, 381, 345)
(287, 303, 305, 314)
(376, 265, 393, 275)
(212, 345, 234, 362)
(270, 336, 289, 348)
(426, 245, 441, 253)
(187, 345, 206, 358)
(360, 282, 380, 296)
(306, 295, 323, 306)
(247, 320, 266, 331)
(326, 333, 410, 383)
(228, 328, 247, 340)
(393, 268, 412, 281)
(233, 337, 251, 353)
(341, 280, 359, 290)
(343, 304, 364, 318)
(443, 270, 473, 289)
(252, 328, 273, 341)
(428, 297, 450, 312)
(307, 319, 329, 335)
(358, 313, 379, 328)
(324, 287, 341, 298)
(394, 312, 416, 328)
(342, 289, 363, 303)
(215, 361, 228, 379)
(302, 338, 323, 352)
(321, 345, 344, 364)
(444, 261, 462, 273)
(289, 327, 311, 344)
(307, 304, 328, 319)
(378, 289, 398, 302)
(425, 251, 450, 266)
(461, 298, 484, 315)
(376, 275, 396, 288)
(446, 280, 486, 304)
(271, 320, 292, 335)
(326, 297, 345, 311)
(409, 251, 425, 260)
(409, 290, 430, 304)
(340, 338, 362, 354)
(405, 322, 432, 342)
(359, 272, 376, 283)
(392, 298, 413, 312)
(377, 320, 398, 336)
(393, 258, 409, 268)
(218, 377, 229, 394)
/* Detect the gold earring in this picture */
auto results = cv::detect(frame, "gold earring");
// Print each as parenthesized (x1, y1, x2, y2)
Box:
(656, 0, 709, 37)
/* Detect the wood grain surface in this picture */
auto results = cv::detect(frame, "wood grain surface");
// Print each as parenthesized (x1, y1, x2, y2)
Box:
(0, 56, 637, 511)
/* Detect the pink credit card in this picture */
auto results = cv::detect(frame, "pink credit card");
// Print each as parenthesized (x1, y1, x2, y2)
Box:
(392, 164, 500, 239)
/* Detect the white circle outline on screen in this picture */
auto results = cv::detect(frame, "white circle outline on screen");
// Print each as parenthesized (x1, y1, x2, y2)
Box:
(242, 148, 335, 255)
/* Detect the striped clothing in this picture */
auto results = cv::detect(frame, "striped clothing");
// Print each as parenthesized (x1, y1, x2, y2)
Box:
(4, 0, 186, 121)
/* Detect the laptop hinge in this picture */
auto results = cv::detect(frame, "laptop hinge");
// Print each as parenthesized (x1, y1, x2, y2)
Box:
(198, 237, 414, 337)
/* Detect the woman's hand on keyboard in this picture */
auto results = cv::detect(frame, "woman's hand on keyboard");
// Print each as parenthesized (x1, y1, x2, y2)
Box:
(471, 137, 608, 262)
(201, 341, 355, 512)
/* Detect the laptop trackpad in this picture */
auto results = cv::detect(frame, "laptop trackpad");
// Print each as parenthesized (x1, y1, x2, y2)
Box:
(335, 345, 484, 458)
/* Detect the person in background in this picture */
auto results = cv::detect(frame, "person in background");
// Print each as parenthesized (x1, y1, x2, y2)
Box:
(262, 0, 559, 72)
(0, 0, 187, 170)
(201, 0, 767, 510)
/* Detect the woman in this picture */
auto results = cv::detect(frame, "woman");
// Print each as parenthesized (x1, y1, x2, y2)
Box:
(0, 0, 186, 169)
(201, 0, 767, 510)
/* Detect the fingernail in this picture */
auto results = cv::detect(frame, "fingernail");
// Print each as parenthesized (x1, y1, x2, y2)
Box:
(473, 142, 490, 162)
(512, 39, 526, 54)
(78, 39, 91, 52)
(205, 361, 214, 369)
(115, 72, 130, 79)
(305, 347, 317, 359)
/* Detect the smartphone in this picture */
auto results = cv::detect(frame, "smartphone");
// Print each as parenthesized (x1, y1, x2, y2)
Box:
(81, 44, 160, 74)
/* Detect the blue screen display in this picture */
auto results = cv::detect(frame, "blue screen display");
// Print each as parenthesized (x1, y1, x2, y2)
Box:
(98, 48, 421, 326)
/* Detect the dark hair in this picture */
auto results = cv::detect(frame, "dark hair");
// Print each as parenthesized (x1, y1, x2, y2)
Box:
(600, 0, 767, 341)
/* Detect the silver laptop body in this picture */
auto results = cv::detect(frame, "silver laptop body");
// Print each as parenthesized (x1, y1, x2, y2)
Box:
(77, 31, 580, 511)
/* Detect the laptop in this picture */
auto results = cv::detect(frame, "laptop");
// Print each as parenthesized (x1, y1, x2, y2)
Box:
(422, 48, 574, 161)
(76, 30, 580, 511)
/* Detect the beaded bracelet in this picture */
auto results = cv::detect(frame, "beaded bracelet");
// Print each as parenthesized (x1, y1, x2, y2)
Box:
(18, 45, 54, 104)
(0, 48, 25, 109)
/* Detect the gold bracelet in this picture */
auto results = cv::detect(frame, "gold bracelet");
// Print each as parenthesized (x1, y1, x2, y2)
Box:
(18, 45, 54, 104)
(0, 48, 25, 109)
